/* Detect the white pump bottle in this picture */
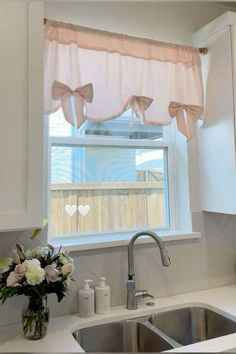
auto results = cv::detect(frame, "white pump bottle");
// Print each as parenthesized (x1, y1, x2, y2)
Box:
(95, 277, 110, 314)
(78, 279, 95, 318)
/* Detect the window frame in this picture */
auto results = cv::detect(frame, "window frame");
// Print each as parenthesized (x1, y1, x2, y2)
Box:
(47, 124, 179, 243)
(45, 109, 198, 250)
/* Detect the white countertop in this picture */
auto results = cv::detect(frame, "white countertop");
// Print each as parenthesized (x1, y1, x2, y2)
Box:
(1, 284, 236, 352)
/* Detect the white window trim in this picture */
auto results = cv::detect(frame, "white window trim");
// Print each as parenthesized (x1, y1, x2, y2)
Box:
(46, 118, 199, 251)
(51, 231, 201, 252)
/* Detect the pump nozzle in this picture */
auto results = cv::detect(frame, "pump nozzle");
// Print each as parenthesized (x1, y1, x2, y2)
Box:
(84, 279, 93, 290)
(99, 277, 106, 287)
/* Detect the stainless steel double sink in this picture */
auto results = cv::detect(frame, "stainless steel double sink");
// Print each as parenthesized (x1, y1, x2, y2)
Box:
(72, 306, 236, 352)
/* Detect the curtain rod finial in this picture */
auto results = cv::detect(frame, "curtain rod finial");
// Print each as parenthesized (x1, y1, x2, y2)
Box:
(198, 47, 208, 55)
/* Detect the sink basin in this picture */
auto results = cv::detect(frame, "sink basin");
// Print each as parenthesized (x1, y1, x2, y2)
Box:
(149, 306, 236, 346)
(72, 318, 176, 352)
(72, 305, 236, 351)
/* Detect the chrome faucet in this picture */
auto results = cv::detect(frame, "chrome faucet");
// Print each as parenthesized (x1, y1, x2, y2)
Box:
(126, 230, 171, 310)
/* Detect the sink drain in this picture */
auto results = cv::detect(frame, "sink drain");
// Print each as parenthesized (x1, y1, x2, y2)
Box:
(146, 301, 155, 307)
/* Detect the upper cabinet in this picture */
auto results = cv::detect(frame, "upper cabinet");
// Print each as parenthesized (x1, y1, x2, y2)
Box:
(0, 1, 44, 231)
(194, 12, 236, 214)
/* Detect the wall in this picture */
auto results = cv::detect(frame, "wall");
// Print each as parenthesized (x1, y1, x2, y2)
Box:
(1, 1, 236, 327)
(45, 1, 236, 45)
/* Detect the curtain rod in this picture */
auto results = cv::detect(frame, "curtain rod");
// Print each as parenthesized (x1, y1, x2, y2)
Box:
(43, 18, 208, 55)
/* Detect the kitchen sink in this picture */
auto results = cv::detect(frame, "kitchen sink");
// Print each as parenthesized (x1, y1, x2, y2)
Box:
(149, 306, 236, 346)
(72, 305, 236, 352)
(72, 318, 177, 352)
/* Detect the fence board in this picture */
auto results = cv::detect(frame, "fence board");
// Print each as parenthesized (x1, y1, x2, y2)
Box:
(50, 182, 165, 237)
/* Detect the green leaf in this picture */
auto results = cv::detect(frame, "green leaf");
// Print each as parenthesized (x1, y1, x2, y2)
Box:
(30, 229, 41, 241)
(30, 219, 48, 241)
(47, 244, 54, 253)
(0, 287, 18, 304)
(15, 244, 25, 261)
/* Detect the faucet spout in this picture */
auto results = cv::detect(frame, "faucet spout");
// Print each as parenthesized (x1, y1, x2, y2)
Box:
(126, 230, 171, 310)
(128, 230, 171, 278)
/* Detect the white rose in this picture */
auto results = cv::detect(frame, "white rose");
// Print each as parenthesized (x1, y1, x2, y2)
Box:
(6, 271, 22, 287)
(35, 246, 47, 258)
(22, 258, 41, 270)
(25, 267, 45, 285)
(26, 247, 46, 259)
(24, 249, 34, 259)
(61, 263, 74, 276)
(59, 254, 73, 265)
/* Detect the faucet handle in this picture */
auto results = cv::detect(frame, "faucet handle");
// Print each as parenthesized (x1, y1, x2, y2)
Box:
(135, 290, 154, 299)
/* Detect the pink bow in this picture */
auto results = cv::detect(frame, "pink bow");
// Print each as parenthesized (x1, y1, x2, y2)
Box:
(129, 96, 153, 127)
(168, 101, 203, 140)
(52, 81, 93, 128)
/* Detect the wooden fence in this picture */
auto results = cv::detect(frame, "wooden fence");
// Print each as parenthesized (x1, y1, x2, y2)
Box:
(50, 182, 165, 237)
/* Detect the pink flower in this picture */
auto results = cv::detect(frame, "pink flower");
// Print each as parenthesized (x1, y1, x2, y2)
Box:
(14, 264, 26, 276)
(6, 272, 23, 287)
(45, 265, 60, 283)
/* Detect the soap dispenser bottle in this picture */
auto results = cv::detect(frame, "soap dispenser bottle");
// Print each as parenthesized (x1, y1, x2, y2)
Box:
(78, 279, 95, 318)
(95, 277, 110, 314)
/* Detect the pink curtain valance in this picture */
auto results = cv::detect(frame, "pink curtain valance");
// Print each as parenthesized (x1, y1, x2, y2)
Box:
(45, 20, 200, 66)
(44, 20, 204, 140)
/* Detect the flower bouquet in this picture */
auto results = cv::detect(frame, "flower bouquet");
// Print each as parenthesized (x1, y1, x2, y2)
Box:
(0, 244, 74, 340)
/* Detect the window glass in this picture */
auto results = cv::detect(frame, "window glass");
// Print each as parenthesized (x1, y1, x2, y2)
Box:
(50, 145, 169, 238)
(49, 109, 169, 240)
(49, 108, 163, 140)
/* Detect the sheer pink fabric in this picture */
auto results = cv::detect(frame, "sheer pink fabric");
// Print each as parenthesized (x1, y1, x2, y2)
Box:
(45, 21, 200, 65)
(44, 20, 204, 139)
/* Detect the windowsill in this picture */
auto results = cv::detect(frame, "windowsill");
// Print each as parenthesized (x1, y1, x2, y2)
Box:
(49, 230, 201, 253)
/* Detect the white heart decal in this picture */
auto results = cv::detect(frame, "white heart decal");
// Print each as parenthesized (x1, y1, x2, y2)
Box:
(65, 204, 77, 217)
(78, 204, 90, 216)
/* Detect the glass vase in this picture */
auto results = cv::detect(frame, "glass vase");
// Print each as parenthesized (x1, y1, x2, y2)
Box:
(21, 296, 49, 340)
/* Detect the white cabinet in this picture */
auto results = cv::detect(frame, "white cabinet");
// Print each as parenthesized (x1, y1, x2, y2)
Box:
(194, 12, 236, 214)
(0, 1, 44, 231)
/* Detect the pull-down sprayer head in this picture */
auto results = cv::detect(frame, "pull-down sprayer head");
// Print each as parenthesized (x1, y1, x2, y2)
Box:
(128, 230, 171, 277)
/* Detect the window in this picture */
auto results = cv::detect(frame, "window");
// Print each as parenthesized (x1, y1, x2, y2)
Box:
(48, 108, 178, 243)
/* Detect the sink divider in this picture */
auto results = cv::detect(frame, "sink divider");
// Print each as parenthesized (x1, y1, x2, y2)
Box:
(136, 317, 181, 349)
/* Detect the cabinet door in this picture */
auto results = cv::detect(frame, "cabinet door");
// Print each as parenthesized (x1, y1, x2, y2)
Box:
(0, 1, 44, 230)
(199, 27, 236, 213)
